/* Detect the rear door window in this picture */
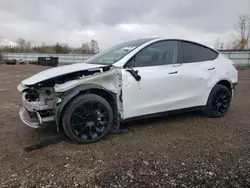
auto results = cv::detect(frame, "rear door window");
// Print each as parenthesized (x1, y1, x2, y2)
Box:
(181, 41, 218, 63)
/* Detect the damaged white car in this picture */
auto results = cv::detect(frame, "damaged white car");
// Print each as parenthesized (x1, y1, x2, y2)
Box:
(17, 38, 238, 143)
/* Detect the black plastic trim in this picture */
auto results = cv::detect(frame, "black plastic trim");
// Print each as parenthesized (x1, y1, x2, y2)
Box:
(121, 106, 206, 123)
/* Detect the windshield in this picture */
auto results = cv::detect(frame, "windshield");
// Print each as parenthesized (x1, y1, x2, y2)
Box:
(86, 38, 154, 65)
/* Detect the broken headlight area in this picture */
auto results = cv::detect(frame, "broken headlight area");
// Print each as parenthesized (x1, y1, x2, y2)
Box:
(25, 89, 39, 101)
(20, 87, 57, 128)
(18, 65, 119, 129)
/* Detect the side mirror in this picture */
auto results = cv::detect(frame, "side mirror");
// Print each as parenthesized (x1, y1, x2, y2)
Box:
(125, 60, 141, 81)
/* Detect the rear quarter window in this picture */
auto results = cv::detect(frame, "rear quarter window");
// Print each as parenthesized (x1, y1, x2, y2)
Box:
(182, 41, 218, 63)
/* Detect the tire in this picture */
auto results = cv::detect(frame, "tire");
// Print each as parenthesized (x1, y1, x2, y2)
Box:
(204, 84, 232, 118)
(62, 94, 114, 144)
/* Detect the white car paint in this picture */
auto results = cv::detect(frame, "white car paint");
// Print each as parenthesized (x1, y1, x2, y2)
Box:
(17, 37, 238, 129)
(121, 61, 209, 118)
(122, 53, 237, 119)
(21, 63, 105, 86)
(54, 67, 120, 93)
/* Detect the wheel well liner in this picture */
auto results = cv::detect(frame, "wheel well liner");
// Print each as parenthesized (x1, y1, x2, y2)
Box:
(55, 84, 118, 132)
(216, 80, 232, 94)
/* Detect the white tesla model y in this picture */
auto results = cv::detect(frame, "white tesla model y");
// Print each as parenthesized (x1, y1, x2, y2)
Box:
(17, 37, 238, 143)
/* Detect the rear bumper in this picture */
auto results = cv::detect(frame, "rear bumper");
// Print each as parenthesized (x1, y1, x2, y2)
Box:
(232, 82, 237, 90)
(232, 82, 238, 98)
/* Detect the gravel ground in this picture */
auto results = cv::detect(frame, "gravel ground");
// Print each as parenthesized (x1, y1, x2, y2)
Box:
(0, 64, 249, 188)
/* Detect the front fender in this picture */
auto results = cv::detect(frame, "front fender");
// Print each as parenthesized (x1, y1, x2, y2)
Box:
(55, 83, 115, 131)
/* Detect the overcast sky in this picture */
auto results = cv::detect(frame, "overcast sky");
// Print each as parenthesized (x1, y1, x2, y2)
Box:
(0, 0, 249, 49)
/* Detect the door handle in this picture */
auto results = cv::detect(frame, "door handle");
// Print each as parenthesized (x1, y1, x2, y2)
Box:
(173, 63, 181, 67)
(207, 67, 215, 71)
(169, 71, 178, 74)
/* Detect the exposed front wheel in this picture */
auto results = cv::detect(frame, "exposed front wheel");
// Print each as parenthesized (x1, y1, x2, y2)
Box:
(62, 94, 113, 144)
(204, 84, 232, 118)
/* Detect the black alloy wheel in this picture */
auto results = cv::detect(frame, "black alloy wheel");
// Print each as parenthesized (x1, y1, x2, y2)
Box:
(62, 94, 113, 143)
(205, 84, 232, 118)
(211, 90, 231, 115)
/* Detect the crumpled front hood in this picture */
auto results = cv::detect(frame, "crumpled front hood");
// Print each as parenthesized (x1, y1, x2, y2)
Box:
(21, 63, 105, 86)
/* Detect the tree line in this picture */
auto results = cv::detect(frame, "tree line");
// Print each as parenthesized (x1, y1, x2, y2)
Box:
(1, 38, 100, 54)
(214, 14, 250, 50)
(1, 14, 249, 54)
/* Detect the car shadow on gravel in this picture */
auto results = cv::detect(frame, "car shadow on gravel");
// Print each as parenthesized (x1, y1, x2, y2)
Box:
(24, 110, 205, 151)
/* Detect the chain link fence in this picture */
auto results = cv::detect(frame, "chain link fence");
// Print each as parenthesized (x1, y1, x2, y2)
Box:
(2, 51, 250, 66)
(221, 50, 250, 67)
(2, 53, 94, 64)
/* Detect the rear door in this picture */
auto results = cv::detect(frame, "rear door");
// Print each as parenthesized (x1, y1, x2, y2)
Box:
(177, 41, 220, 106)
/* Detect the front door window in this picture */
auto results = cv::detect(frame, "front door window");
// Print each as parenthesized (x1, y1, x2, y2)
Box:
(134, 40, 178, 67)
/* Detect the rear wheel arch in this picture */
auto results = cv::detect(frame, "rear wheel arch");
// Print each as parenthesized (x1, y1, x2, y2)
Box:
(216, 79, 232, 95)
(204, 80, 232, 117)
(206, 79, 232, 104)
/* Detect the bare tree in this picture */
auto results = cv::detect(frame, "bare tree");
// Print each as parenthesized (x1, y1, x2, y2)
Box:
(219, 42, 224, 50)
(90, 39, 100, 54)
(214, 37, 221, 50)
(16, 38, 26, 52)
(214, 37, 224, 50)
(0, 36, 2, 60)
(25, 41, 31, 52)
(0, 36, 3, 48)
(224, 37, 234, 50)
(82, 43, 90, 53)
(232, 14, 250, 50)
(0, 36, 2, 62)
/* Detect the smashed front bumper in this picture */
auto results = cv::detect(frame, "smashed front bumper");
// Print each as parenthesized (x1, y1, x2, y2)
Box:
(19, 107, 40, 128)
(19, 92, 55, 129)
